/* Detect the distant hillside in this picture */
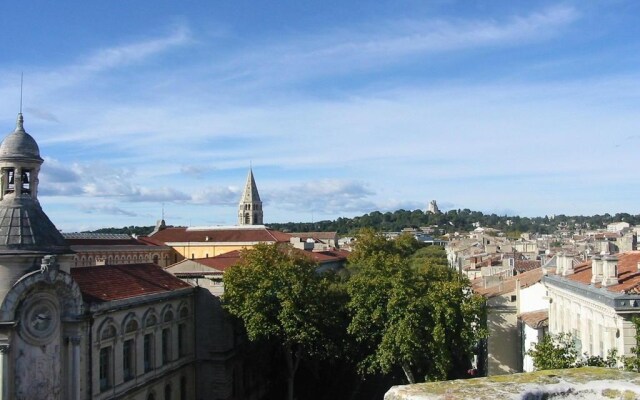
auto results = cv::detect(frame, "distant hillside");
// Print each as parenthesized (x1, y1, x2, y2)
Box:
(86, 210, 639, 236)
(266, 209, 640, 235)
(88, 226, 155, 236)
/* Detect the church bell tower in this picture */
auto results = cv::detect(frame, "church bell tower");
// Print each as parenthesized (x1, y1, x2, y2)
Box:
(238, 167, 263, 225)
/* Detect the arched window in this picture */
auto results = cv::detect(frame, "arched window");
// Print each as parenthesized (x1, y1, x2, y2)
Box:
(98, 321, 117, 391)
(145, 314, 157, 328)
(147, 393, 155, 400)
(125, 319, 139, 333)
(143, 311, 158, 373)
(180, 376, 187, 400)
(101, 325, 116, 341)
(163, 310, 174, 323)
(153, 255, 159, 265)
(164, 384, 172, 400)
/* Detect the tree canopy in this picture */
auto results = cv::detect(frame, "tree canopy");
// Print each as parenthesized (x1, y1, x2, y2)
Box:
(268, 209, 640, 235)
(346, 229, 485, 383)
(222, 243, 342, 400)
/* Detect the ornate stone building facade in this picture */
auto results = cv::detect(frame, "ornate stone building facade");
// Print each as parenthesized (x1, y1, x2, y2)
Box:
(63, 233, 174, 268)
(0, 115, 196, 400)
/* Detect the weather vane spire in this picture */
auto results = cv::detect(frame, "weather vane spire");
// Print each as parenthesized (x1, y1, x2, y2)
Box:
(15, 73, 24, 132)
(20, 72, 23, 114)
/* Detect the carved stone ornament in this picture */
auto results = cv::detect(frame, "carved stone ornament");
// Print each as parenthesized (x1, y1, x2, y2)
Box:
(18, 293, 60, 346)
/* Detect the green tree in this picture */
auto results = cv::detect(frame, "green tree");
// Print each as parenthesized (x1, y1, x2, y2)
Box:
(347, 230, 485, 383)
(622, 316, 640, 372)
(527, 333, 580, 370)
(409, 245, 448, 270)
(223, 243, 340, 400)
(528, 332, 619, 370)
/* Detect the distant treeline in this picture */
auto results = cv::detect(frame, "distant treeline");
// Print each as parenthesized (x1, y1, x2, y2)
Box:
(88, 209, 639, 236)
(90, 226, 156, 236)
(267, 209, 640, 235)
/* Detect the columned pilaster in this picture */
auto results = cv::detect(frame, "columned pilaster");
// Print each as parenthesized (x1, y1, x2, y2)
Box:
(68, 337, 81, 400)
(0, 344, 10, 400)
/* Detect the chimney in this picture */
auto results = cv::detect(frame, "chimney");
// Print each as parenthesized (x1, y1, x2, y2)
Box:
(556, 252, 565, 275)
(591, 255, 603, 284)
(601, 255, 619, 287)
(563, 253, 575, 276)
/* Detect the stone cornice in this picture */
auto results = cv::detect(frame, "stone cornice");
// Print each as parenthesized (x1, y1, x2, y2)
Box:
(544, 275, 640, 312)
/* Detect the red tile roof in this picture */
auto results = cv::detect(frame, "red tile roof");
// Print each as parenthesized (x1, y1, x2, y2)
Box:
(519, 309, 549, 329)
(71, 263, 192, 303)
(289, 232, 338, 240)
(515, 260, 542, 274)
(310, 249, 350, 262)
(473, 267, 544, 298)
(188, 250, 242, 272)
(136, 236, 167, 246)
(169, 247, 348, 274)
(564, 251, 640, 294)
(149, 227, 291, 244)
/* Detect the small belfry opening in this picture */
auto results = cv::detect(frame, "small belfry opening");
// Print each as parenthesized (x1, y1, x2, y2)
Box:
(21, 169, 31, 194)
(4, 168, 15, 194)
(2, 168, 33, 196)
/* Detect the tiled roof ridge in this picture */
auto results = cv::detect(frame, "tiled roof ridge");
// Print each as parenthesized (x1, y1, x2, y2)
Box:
(71, 263, 191, 303)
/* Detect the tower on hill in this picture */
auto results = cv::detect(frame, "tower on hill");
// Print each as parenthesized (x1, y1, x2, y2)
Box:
(238, 167, 263, 225)
(427, 200, 440, 214)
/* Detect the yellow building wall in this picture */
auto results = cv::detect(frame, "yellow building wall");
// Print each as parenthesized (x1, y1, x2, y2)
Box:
(172, 244, 255, 259)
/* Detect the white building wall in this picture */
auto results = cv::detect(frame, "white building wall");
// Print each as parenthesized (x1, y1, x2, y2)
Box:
(522, 324, 544, 372)
(547, 284, 628, 358)
(518, 282, 549, 373)
(519, 282, 548, 314)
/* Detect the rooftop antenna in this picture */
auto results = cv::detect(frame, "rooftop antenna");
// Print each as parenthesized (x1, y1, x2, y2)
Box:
(162, 202, 165, 220)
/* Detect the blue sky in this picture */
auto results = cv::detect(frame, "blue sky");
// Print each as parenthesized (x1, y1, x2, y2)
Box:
(1, 1, 640, 231)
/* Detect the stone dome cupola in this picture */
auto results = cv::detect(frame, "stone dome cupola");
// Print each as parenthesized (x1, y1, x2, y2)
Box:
(0, 113, 69, 254)
(0, 113, 43, 163)
(0, 113, 43, 200)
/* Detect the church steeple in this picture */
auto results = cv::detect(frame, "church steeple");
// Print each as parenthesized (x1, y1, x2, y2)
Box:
(238, 167, 263, 225)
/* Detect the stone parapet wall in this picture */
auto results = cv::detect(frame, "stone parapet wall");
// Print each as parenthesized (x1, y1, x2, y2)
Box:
(384, 367, 640, 400)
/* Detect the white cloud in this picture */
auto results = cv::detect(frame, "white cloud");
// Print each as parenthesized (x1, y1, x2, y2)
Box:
(81, 204, 138, 217)
(213, 5, 578, 86)
(80, 25, 191, 73)
(269, 179, 376, 214)
(191, 186, 239, 205)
